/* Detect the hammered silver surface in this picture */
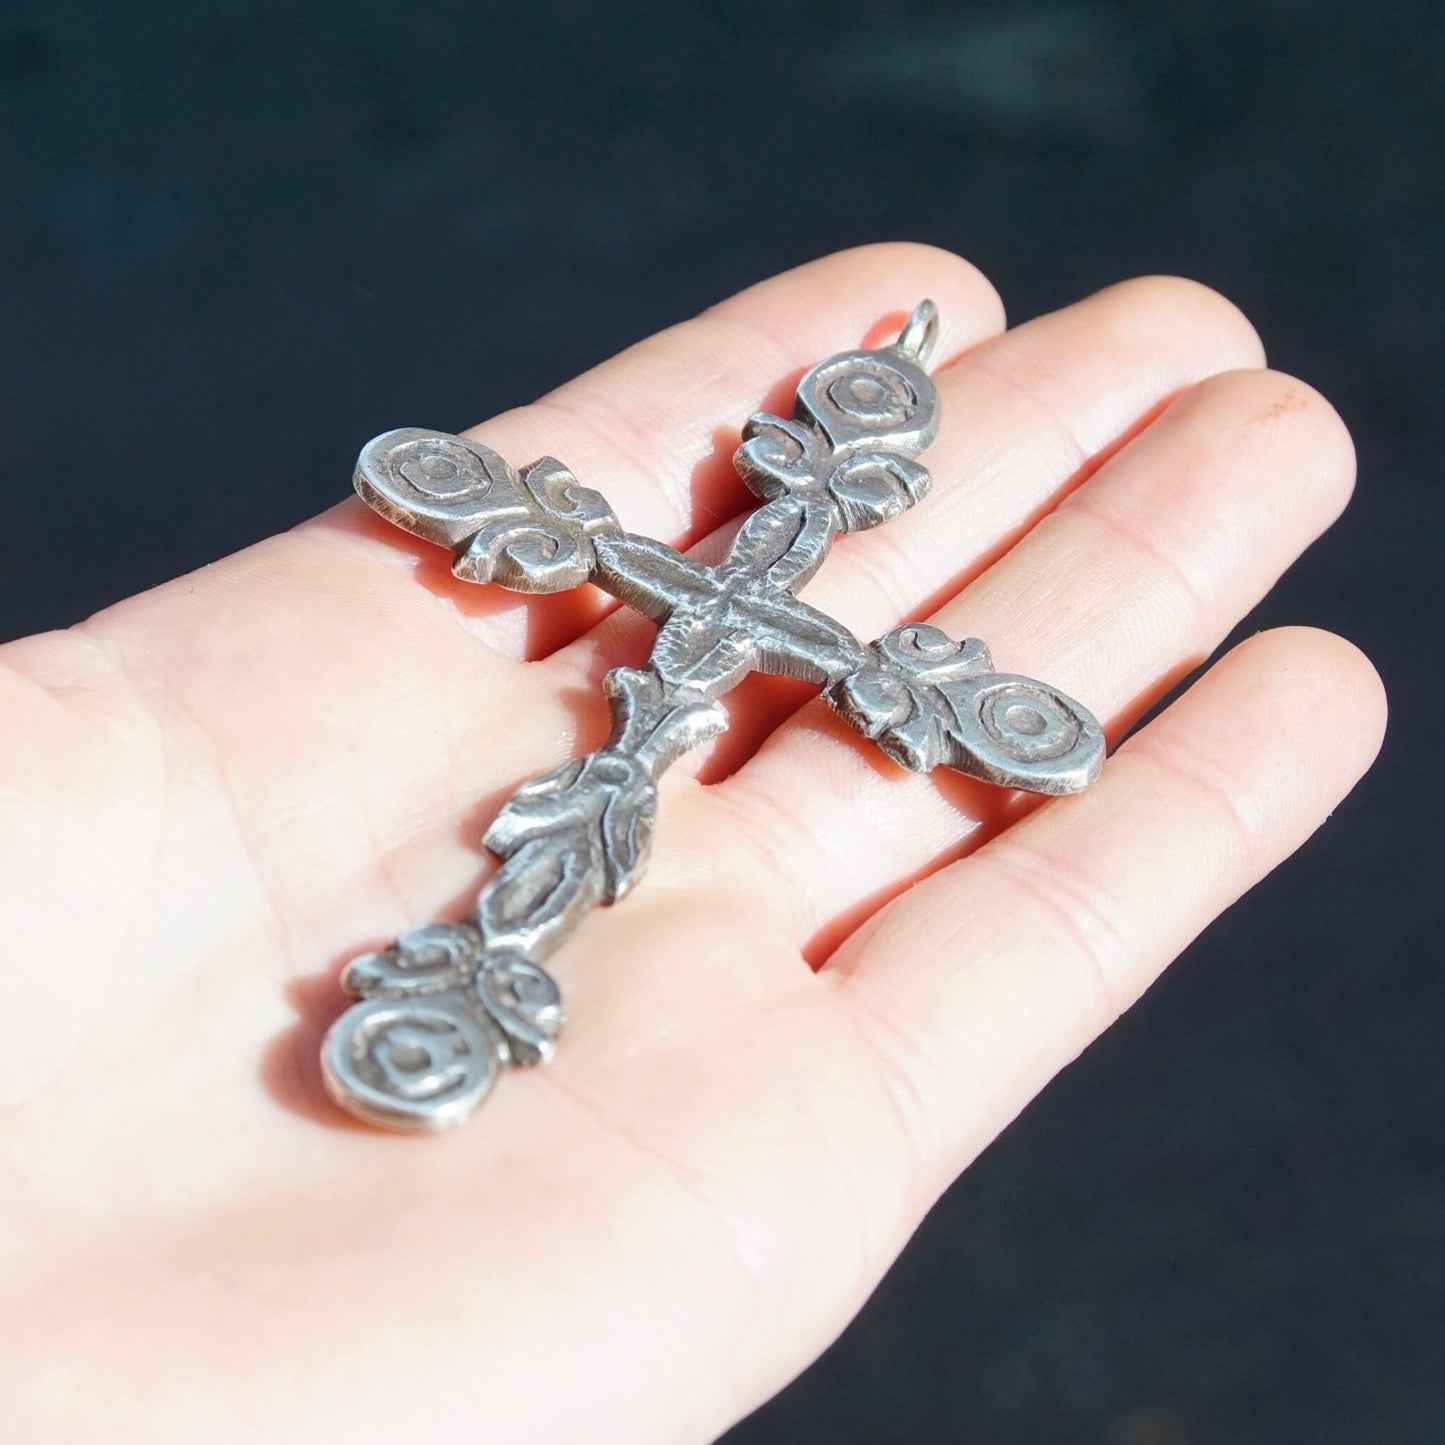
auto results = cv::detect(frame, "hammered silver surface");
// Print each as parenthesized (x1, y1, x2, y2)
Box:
(323, 301, 1106, 1129)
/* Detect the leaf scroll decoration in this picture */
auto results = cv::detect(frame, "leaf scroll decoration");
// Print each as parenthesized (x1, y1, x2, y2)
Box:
(354, 428, 619, 592)
(733, 319, 939, 533)
(827, 625, 1106, 795)
(479, 667, 726, 953)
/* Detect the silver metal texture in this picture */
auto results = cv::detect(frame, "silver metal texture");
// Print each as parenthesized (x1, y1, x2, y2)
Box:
(322, 301, 1106, 1130)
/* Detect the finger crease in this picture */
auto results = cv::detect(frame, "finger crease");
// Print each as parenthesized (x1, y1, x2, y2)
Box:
(1119, 740, 1264, 866)
(710, 782, 822, 948)
(530, 1063, 785, 1310)
(1063, 497, 1211, 634)
(972, 834, 1132, 1032)
(829, 972, 938, 1219)
(969, 349, 1092, 479)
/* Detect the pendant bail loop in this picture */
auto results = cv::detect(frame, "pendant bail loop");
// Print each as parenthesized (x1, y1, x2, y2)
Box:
(894, 298, 940, 367)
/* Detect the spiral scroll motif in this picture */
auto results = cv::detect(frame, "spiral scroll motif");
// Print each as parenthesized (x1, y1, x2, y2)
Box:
(974, 680, 1084, 763)
(477, 956, 565, 1066)
(734, 335, 939, 534)
(944, 672, 1106, 794)
(795, 349, 938, 457)
(455, 456, 621, 592)
(340, 922, 483, 999)
(827, 625, 1105, 793)
(354, 429, 618, 593)
(825, 451, 932, 531)
(321, 995, 501, 1131)
(354, 428, 515, 549)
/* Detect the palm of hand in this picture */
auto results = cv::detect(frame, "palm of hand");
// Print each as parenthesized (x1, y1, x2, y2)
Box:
(0, 245, 1383, 1444)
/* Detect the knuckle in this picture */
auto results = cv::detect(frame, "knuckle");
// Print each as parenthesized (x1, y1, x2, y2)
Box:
(1104, 273, 1267, 369)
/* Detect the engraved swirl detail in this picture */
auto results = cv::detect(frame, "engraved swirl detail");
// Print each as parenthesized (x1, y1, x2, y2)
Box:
(973, 680, 1084, 763)
(354, 428, 513, 549)
(477, 956, 565, 1065)
(321, 996, 500, 1131)
(825, 363, 917, 429)
(340, 921, 483, 999)
(394, 436, 495, 499)
(795, 349, 938, 455)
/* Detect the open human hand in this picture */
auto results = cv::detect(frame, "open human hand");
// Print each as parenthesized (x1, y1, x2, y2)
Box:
(0, 244, 1384, 1443)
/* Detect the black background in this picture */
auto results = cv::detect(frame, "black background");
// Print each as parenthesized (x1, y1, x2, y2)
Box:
(2, 2, 1440, 1441)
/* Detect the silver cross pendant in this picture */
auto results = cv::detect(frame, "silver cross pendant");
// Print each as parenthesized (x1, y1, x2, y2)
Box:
(322, 301, 1106, 1130)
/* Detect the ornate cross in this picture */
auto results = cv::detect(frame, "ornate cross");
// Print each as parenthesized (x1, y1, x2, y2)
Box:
(322, 301, 1105, 1130)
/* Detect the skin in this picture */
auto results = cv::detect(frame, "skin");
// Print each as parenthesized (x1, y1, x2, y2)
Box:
(0, 243, 1384, 1443)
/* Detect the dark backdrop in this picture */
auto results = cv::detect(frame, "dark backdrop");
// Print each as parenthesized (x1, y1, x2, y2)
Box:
(2, 2, 1439, 1441)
